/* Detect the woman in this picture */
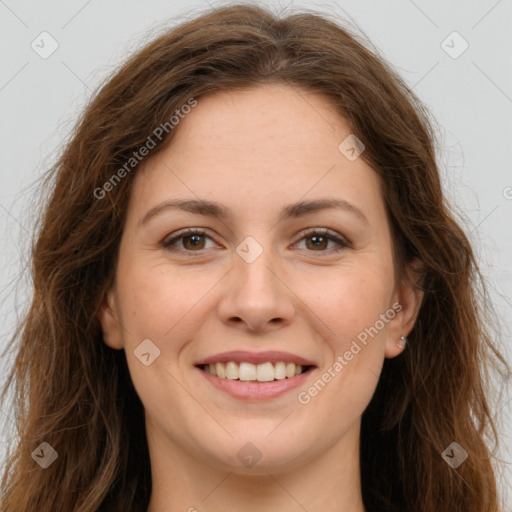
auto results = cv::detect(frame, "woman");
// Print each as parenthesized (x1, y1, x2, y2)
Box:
(0, 4, 509, 511)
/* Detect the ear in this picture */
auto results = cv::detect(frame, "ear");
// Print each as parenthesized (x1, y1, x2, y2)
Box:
(385, 258, 424, 358)
(97, 286, 124, 350)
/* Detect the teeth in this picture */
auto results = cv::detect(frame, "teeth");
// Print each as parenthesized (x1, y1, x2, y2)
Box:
(204, 361, 306, 381)
(257, 362, 274, 382)
(216, 362, 226, 379)
(225, 361, 238, 380)
(239, 362, 257, 381)
(274, 361, 286, 380)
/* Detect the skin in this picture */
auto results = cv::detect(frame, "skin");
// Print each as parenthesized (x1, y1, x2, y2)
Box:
(99, 83, 424, 512)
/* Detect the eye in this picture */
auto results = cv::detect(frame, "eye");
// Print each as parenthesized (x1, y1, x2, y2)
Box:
(294, 228, 350, 253)
(162, 228, 216, 252)
(162, 227, 350, 255)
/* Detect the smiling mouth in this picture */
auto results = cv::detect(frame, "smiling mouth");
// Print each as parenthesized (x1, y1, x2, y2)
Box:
(197, 361, 314, 382)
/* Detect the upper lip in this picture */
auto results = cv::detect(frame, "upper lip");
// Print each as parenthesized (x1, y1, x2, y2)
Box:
(195, 350, 316, 367)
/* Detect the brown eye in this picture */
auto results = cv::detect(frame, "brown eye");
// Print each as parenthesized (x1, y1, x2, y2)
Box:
(162, 227, 350, 256)
(162, 229, 214, 252)
(305, 233, 329, 251)
(182, 233, 206, 250)
(295, 229, 350, 253)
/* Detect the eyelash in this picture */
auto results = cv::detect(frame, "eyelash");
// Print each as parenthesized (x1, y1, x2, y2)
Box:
(161, 227, 351, 256)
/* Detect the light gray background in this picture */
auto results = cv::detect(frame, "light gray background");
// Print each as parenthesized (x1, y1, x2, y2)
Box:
(1, 0, 511, 507)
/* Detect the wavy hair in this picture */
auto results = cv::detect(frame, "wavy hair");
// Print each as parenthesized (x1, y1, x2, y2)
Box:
(1, 4, 509, 511)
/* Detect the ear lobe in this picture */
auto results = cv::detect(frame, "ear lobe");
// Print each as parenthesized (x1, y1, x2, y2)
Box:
(97, 288, 124, 350)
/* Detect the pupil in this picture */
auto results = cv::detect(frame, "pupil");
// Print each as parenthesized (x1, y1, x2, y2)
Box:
(185, 234, 203, 249)
(309, 235, 326, 250)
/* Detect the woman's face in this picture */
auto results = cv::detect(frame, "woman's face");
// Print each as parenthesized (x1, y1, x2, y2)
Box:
(99, 83, 422, 474)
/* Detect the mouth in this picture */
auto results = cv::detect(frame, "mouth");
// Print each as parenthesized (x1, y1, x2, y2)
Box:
(194, 351, 317, 400)
(197, 361, 314, 382)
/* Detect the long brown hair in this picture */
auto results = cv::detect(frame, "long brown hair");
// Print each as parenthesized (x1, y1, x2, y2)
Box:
(1, 4, 509, 511)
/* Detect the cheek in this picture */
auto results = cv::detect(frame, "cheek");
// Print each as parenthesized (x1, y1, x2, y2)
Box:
(116, 261, 216, 341)
(294, 265, 394, 424)
(298, 260, 394, 349)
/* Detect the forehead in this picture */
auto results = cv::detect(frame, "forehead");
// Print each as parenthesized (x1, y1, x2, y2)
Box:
(129, 84, 385, 225)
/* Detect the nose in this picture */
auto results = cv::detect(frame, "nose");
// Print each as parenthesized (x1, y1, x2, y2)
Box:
(217, 245, 296, 333)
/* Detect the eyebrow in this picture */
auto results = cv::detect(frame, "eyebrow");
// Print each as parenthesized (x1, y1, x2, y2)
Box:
(138, 197, 368, 227)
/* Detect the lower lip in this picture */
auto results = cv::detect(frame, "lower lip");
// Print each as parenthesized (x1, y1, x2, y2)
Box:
(197, 366, 315, 400)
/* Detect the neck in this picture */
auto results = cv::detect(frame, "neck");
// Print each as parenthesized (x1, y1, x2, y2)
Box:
(146, 419, 366, 512)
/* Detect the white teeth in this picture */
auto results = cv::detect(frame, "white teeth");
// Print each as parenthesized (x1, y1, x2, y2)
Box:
(204, 361, 308, 381)
(225, 361, 238, 380)
(239, 362, 257, 381)
(256, 362, 275, 382)
(274, 361, 286, 380)
(215, 362, 226, 378)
